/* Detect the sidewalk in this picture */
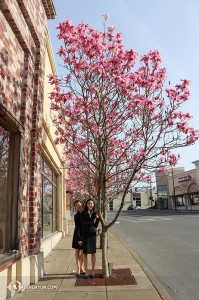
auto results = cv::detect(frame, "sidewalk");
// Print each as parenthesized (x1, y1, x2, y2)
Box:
(11, 220, 172, 300)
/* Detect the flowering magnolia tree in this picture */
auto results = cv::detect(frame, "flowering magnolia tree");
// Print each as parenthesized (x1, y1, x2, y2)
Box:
(48, 14, 199, 277)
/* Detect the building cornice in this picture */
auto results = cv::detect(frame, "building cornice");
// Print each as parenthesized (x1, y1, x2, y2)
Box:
(42, 0, 56, 19)
(192, 160, 199, 166)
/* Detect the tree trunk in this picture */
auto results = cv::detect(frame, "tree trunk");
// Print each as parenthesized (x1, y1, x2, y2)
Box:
(101, 225, 109, 278)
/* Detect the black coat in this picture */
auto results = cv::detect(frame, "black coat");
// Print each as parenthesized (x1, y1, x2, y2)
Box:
(81, 211, 99, 254)
(72, 211, 83, 249)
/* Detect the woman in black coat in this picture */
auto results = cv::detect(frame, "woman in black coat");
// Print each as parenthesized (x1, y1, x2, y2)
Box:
(72, 200, 85, 275)
(80, 198, 99, 278)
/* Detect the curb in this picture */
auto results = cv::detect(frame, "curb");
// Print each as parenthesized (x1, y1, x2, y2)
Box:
(110, 229, 172, 300)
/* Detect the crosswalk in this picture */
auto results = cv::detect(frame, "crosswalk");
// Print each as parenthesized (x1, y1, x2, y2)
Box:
(108, 216, 172, 223)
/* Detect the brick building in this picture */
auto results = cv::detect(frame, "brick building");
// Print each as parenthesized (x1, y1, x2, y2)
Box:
(0, 1, 68, 298)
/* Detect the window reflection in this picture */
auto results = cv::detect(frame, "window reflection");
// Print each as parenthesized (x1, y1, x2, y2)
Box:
(0, 126, 10, 255)
(157, 185, 168, 198)
(157, 185, 168, 209)
(41, 156, 58, 238)
(44, 161, 52, 181)
(43, 178, 53, 236)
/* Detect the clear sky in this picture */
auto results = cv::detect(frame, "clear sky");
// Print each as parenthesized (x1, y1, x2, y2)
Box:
(47, 0, 199, 172)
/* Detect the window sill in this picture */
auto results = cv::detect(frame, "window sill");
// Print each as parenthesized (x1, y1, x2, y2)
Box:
(41, 230, 59, 241)
(0, 252, 21, 272)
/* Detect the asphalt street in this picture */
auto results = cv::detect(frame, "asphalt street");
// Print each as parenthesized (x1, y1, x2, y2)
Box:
(108, 209, 199, 300)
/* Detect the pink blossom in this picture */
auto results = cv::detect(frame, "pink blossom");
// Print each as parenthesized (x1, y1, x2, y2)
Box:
(102, 13, 110, 20)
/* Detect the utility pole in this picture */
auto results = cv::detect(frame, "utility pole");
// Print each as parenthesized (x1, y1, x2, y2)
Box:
(172, 167, 177, 211)
(150, 182, 153, 207)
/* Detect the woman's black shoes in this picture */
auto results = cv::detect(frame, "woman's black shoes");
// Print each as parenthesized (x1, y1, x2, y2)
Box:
(80, 271, 85, 275)
(83, 273, 95, 279)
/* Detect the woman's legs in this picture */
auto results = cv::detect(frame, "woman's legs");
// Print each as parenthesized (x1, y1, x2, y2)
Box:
(80, 250, 85, 272)
(74, 249, 81, 274)
(83, 253, 96, 277)
(91, 253, 96, 275)
(83, 254, 88, 276)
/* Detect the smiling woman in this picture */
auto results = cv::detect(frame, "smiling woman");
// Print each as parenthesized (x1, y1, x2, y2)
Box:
(81, 198, 100, 278)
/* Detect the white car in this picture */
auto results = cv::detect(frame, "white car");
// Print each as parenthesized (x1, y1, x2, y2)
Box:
(134, 206, 141, 210)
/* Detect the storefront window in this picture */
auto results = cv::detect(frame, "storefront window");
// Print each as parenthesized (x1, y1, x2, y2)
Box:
(157, 185, 168, 209)
(41, 156, 58, 238)
(191, 195, 199, 205)
(133, 197, 141, 206)
(157, 185, 167, 198)
(0, 123, 20, 262)
(176, 196, 185, 206)
(0, 126, 10, 257)
(109, 200, 113, 211)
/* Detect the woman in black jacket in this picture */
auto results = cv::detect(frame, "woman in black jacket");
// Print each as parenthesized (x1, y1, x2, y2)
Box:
(72, 200, 85, 275)
(80, 198, 99, 278)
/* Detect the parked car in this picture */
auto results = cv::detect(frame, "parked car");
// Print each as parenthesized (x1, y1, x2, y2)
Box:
(134, 206, 141, 210)
(127, 205, 134, 210)
(127, 205, 141, 210)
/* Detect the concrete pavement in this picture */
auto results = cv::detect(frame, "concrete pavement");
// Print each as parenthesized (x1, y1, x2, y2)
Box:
(11, 220, 172, 300)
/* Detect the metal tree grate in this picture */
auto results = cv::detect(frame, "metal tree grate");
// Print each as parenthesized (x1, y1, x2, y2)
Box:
(75, 268, 137, 286)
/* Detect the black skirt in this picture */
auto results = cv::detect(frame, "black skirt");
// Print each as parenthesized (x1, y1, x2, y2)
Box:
(72, 211, 83, 249)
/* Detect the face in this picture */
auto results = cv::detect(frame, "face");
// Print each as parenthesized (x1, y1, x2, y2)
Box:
(86, 200, 94, 211)
(75, 201, 82, 211)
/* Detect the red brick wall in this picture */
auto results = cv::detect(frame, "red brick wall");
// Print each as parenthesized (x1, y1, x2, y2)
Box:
(0, 0, 55, 256)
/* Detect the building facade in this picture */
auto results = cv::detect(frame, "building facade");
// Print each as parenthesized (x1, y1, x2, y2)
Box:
(109, 189, 151, 211)
(0, 1, 68, 299)
(155, 161, 199, 210)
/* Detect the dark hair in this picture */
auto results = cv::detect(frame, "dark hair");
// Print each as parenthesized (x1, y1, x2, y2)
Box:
(73, 200, 82, 207)
(84, 198, 96, 213)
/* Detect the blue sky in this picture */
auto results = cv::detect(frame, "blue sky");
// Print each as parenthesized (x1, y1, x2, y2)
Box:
(48, 0, 199, 172)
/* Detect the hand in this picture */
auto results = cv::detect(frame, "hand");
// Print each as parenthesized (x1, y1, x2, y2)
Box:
(78, 241, 83, 245)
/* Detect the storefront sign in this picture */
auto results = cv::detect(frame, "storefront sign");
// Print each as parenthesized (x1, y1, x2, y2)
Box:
(178, 175, 191, 183)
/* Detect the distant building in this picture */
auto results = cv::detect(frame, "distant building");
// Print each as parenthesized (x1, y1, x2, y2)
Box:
(109, 188, 152, 211)
(155, 161, 199, 210)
